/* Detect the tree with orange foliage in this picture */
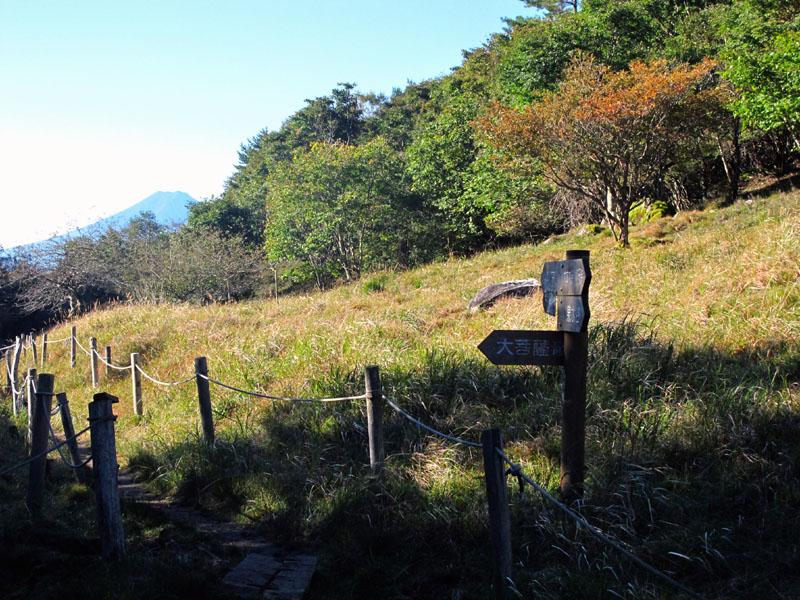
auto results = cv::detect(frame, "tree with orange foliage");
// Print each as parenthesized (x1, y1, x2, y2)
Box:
(479, 54, 720, 247)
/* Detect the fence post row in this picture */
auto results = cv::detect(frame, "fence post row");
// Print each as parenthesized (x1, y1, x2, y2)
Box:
(364, 365, 385, 474)
(482, 428, 513, 600)
(26, 368, 37, 445)
(88, 392, 126, 559)
(90, 337, 99, 388)
(26, 373, 54, 517)
(131, 353, 142, 416)
(194, 356, 214, 445)
(57, 392, 90, 484)
(41, 333, 48, 367)
(70, 326, 77, 369)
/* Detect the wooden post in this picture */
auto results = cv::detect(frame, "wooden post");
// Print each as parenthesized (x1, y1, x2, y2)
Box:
(70, 326, 77, 369)
(194, 357, 214, 444)
(104, 346, 113, 377)
(31, 334, 39, 365)
(90, 337, 99, 388)
(131, 353, 142, 416)
(364, 365, 384, 473)
(41, 333, 48, 367)
(482, 428, 513, 600)
(31, 335, 38, 366)
(57, 393, 89, 484)
(26, 373, 54, 517)
(10, 338, 21, 414)
(26, 368, 37, 445)
(4, 350, 12, 398)
(560, 249, 590, 501)
(88, 392, 126, 559)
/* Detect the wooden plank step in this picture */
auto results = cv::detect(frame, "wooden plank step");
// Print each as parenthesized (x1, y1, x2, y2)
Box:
(223, 552, 317, 600)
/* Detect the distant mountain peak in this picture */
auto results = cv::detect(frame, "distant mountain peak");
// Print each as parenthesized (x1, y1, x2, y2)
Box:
(105, 191, 198, 228)
(6, 191, 198, 256)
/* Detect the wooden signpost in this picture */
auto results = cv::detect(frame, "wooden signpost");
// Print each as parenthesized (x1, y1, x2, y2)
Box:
(478, 249, 591, 599)
(478, 249, 591, 499)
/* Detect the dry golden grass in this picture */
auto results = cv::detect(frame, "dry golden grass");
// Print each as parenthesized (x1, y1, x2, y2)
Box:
(33, 190, 799, 452)
(9, 189, 799, 599)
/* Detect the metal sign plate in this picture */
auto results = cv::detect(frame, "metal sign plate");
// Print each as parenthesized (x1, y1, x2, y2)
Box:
(478, 330, 565, 366)
(556, 296, 589, 333)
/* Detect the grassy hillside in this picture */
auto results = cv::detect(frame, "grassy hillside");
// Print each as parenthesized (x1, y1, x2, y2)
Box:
(3, 190, 799, 599)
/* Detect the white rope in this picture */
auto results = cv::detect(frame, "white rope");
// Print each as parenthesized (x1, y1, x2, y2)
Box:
(74, 337, 93, 356)
(44, 336, 71, 344)
(199, 373, 367, 403)
(4, 360, 15, 393)
(0, 343, 15, 352)
(383, 396, 481, 448)
(0, 426, 91, 478)
(9, 372, 29, 398)
(496, 449, 704, 600)
(48, 422, 92, 469)
(135, 364, 195, 387)
(93, 349, 132, 371)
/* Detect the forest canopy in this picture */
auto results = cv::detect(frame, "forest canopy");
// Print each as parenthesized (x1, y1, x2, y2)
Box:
(3, 0, 798, 334)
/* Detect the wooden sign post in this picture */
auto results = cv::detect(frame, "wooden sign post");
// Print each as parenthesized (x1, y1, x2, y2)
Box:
(558, 250, 590, 501)
(478, 249, 591, 501)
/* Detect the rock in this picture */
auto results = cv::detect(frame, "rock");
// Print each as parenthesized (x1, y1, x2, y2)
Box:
(467, 279, 540, 312)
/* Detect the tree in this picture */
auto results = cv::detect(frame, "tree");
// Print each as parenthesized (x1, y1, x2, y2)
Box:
(187, 195, 266, 249)
(523, 0, 580, 16)
(265, 138, 435, 288)
(724, 24, 800, 147)
(479, 54, 719, 246)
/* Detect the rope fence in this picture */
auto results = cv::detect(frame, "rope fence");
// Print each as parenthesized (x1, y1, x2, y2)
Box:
(0, 327, 706, 596)
(134, 364, 195, 387)
(0, 425, 90, 479)
(383, 396, 481, 448)
(200, 373, 367, 403)
(94, 349, 132, 372)
(74, 337, 92, 357)
(48, 421, 93, 469)
(495, 448, 704, 600)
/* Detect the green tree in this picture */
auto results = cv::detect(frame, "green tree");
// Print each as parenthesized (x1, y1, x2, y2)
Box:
(265, 138, 434, 288)
(723, 8, 800, 146)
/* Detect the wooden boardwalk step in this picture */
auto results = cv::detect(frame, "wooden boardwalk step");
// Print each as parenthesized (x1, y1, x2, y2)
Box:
(223, 551, 317, 600)
(117, 468, 316, 598)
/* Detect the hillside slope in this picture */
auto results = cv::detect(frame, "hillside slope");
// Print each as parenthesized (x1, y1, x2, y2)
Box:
(6, 190, 800, 599)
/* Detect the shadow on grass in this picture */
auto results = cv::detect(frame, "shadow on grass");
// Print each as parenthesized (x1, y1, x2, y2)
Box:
(126, 320, 800, 599)
(0, 398, 233, 600)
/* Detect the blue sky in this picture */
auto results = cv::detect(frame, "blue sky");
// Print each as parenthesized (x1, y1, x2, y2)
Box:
(0, 0, 531, 247)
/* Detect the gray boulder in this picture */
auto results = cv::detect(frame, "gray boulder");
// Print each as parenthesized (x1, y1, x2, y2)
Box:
(467, 279, 541, 312)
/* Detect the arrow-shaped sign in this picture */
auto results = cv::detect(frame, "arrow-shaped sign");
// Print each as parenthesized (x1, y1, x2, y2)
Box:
(478, 330, 565, 366)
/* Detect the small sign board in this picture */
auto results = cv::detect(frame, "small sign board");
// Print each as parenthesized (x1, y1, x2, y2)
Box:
(478, 330, 564, 366)
(541, 262, 559, 316)
(556, 296, 589, 333)
(542, 259, 590, 297)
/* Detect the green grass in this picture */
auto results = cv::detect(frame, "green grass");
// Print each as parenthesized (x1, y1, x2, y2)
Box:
(2, 190, 799, 598)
